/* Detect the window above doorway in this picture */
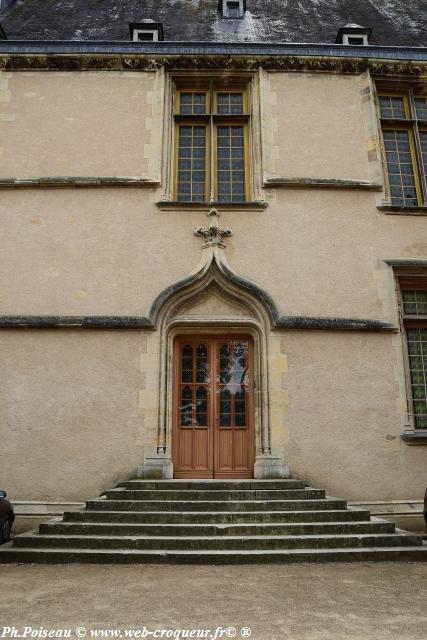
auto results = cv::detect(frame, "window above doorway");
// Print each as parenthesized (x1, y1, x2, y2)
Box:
(173, 84, 250, 204)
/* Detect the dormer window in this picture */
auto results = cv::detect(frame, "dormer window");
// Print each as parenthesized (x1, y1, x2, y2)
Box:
(227, 2, 240, 18)
(335, 23, 372, 46)
(219, 0, 246, 19)
(346, 36, 365, 45)
(129, 22, 164, 42)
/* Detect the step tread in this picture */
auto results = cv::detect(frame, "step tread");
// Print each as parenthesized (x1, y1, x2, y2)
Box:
(2, 546, 426, 555)
(19, 533, 419, 542)
(43, 520, 382, 527)
(123, 481, 306, 487)
(88, 499, 343, 505)
(106, 491, 314, 498)
(67, 509, 362, 517)
(125, 479, 303, 483)
(105, 486, 312, 494)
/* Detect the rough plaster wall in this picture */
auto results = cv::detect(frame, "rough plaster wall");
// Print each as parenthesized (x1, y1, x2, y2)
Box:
(1, 328, 425, 502)
(0, 72, 157, 178)
(227, 188, 427, 321)
(267, 73, 371, 181)
(0, 189, 201, 315)
(0, 330, 157, 501)
(1, 187, 427, 320)
(0, 69, 426, 502)
(1, 70, 425, 321)
(278, 331, 427, 501)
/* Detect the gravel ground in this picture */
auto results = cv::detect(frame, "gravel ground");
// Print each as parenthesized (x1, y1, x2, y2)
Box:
(0, 562, 426, 640)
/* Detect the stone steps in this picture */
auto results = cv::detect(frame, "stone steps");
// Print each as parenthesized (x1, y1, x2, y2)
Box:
(13, 532, 421, 551)
(85, 498, 341, 512)
(63, 509, 372, 524)
(121, 480, 307, 490)
(2, 547, 427, 564)
(105, 489, 319, 501)
(1, 479, 426, 564)
(39, 520, 396, 536)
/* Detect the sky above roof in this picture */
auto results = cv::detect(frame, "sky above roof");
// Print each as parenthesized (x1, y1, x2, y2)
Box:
(1, 0, 426, 46)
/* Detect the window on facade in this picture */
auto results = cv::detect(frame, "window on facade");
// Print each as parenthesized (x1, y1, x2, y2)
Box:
(174, 86, 249, 203)
(399, 275, 427, 429)
(378, 91, 427, 207)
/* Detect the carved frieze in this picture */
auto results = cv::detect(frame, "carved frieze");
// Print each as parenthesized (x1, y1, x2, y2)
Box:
(0, 53, 426, 77)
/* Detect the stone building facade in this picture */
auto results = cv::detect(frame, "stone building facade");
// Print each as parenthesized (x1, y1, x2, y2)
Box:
(0, 0, 426, 508)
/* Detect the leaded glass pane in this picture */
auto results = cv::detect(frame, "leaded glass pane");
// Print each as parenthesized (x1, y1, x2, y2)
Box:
(217, 92, 244, 115)
(179, 92, 207, 115)
(180, 387, 193, 426)
(219, 389, 231, 426)
(177, 126, 206, 202)
(217, 341, 248, 428)
(180, 343, 210, 427)
(182, 344, 193, 383)
(196, 387, 208, 426)
(196, 344, 209, 383)
(402, 291, 427, 316)
(216, 126, 246, 203)
(379, 96, 407, 119)
(383, 130, 418, 206)
(415, 97, 427, 121)
(406, 329, 427, 428)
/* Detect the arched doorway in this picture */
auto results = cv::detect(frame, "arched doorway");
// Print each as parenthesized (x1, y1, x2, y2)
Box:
(138, 210, 290, 480)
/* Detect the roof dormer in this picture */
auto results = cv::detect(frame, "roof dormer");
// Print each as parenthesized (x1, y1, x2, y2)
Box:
(0, 23, 7, 40)
(218, 0, 246, 19)
(129, 21, 164, 42)
(335, 22, 372, 46)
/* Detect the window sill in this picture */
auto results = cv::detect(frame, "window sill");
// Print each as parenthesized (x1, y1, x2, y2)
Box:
(378, 205, 427, 216)
(401, 431, 427, 444)
(155, 200, 268, 212)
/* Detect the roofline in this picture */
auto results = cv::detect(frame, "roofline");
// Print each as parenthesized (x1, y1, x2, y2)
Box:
(0, 40, 426, 61)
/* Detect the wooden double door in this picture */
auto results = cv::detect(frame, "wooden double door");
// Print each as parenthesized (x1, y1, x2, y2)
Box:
(172, 336, 255, 478)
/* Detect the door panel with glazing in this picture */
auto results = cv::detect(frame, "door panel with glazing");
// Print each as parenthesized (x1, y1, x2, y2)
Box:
(172, 336, 254, 478)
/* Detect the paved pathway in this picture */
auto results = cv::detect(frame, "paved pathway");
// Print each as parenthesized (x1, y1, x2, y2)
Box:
(1, 563, 426, 640)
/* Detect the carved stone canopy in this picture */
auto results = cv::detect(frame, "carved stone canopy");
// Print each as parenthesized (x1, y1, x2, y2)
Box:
(194, 208, 232, 248)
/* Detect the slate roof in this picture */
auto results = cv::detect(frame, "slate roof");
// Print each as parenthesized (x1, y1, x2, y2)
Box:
(0, 0, 426, 47)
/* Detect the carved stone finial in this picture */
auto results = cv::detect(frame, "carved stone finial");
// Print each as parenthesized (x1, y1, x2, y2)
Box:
(194, 208, 232, 248)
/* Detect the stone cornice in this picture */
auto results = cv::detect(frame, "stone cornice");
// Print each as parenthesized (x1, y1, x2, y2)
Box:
(0, 51, 426, 77)
(0, 315, 396, 332)
(0, 177, 159, 189)
(265, 178, 383, 190)
(385, 259, 427, 268)
(378, 205, 427, 216)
